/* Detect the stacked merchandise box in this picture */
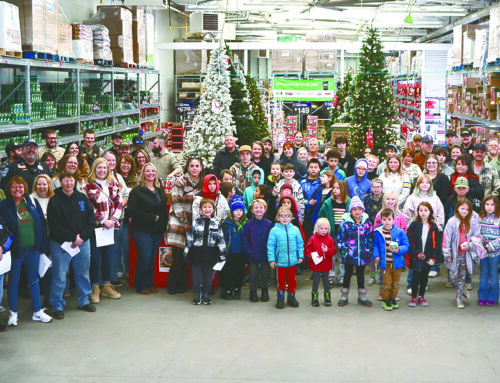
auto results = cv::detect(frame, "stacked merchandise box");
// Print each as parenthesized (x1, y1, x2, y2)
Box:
(473, 29, 488, 68)
(488, 7, 500, 63)
(0, 2, 22, 55)
(19, 0, 46, 52)
(90, 6, 133, 65)
(71, 24, 93, 63)
(132, 7, 146, 66)
(454, 24, 487, 66)
(400, 51, 412, 73)
(306, 116, 318, 139)
(166, 122, 184, 152)
(57, 21, 74, 59)
(272, 50, 302, 73)
(86, 24, 113, 62)
(305, 50, 337, 72)
(44, 0, 57, 55)
(485, 73, 500, 120)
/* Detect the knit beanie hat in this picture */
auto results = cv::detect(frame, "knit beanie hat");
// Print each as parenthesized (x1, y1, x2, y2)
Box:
(349, 196, 365, 212)
(280, 183, 293, 194)
(230, 195, 245, 212)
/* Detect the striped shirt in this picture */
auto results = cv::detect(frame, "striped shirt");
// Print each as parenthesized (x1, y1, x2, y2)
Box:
(383, 227, 393, 263)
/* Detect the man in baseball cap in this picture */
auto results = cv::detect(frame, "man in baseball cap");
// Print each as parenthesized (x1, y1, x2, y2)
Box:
(108, 132, 123, 159)
(414, 136, 434, 170)
(472, 143, 500, 197)
(461, 129, 473, 155)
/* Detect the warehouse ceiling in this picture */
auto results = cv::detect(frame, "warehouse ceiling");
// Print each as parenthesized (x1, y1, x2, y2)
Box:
(167, 0, 491, 42)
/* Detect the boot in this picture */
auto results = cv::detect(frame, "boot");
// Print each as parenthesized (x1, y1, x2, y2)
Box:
(232, 288, 241, 300)
(338, 288, 349, 306)
(249, 290, 259, 302)
(90, 285, 100, 304)
(276, 290, 285, 309)
(324, 290, 332, 306)
(220, 290, 232, 301)
(102, 283, 121, 299)
(358, 288, 372, 307)
(287, 292, 299, 308)
(261, 288, 269, 302)
(311, 291, 320, 307)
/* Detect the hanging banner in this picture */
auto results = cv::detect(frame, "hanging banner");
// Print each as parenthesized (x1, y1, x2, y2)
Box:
(273, 78, 336, 101)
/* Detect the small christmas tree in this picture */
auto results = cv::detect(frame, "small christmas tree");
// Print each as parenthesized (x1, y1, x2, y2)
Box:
(184, 47, 236, 166)
(326, 70, 354, 138)
(246, 75, 270, 140)
(349, 27, 397, 157)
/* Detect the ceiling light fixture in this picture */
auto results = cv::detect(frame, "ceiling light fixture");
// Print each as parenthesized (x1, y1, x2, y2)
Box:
(404, 0, 413, 24)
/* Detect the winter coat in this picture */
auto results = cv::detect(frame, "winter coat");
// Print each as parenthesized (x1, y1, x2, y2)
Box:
(339, 152, 356, 177)
(407, 221, 442, 271)
(479, 215, 500, 258)
(443, 213, 481, 274)
(299, 176, 321, 223)
(0, 196, 48, 257)
(277, 195, 306, 243)
(212, 147, 240, 177)
(373, 224, 410, 270)
(184, 216, 226, 265)
(443, 193, 477, 224)
(305, 233, 336, 272)
(318, 197, 351, 237)
(374, 211, 407, 232)
(243, 183, 257, 213)
(403, 193, 445, 230)
(242, 217, 273, 264)
(267, 223, 305, 268)
(310, 185, 332, 226)
(47, 187, 96, 244)
(279, 153, 307, 179)
(223, 215, 248, 254)
(275, 179, 305, 214)
(337, 212, 374, 266)
(363, 193, 383, 222)
(229, 162, 264, 193)
(378, 171, 412, 209)
(192, 193, 229, 224)
(431, 173, 451, 207)
(346, 159, 372, 199)
(450, 172, 484, 211)
(0, 216, 12, 254)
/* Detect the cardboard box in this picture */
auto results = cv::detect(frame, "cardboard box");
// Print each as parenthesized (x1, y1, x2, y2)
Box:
(45, 0, 57, 54)
(111, 47, 133, 64)
(0, 2, 22, 53)
(488, 7, 500, 62)
(132, 13, 146, 65)
(19, 0, 46, 52)
(57, 21, 73, 58)
(272, 50, 302, 72)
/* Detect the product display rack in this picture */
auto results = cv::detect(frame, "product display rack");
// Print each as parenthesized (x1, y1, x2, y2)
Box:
(0, 57, 161, 155)
(175, 74, 204, 130)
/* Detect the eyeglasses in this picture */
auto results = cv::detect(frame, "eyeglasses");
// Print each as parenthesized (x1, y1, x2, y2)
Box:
(279, 214, 292, 218)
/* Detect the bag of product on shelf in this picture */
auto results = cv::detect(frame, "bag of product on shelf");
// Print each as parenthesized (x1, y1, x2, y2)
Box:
(86, 24, 113, 62)
(71, 24, 93, 63)
(0, 1, 22, 54)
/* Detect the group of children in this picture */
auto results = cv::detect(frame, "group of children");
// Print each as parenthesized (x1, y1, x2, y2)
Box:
(184, 158, 500, 311)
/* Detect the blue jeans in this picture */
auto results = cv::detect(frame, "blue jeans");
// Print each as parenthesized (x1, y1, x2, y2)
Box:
(478, 256, 500, 302)
(132, 231, 162, 292)
(121, 221, 130, 275)
(90, 231, 118, 286)
(49, 240, 92, 311)
(111, 223, 125, 280)
(8, 247, 42, 312)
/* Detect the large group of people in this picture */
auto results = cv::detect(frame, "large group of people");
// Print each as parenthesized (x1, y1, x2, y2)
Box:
(1, 127, 500, 332)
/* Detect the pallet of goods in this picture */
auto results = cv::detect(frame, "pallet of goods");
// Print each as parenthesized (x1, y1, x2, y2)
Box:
(71, 24, 93, 64)
(57, 19, 75, 63)
(0, 2, 22, 58)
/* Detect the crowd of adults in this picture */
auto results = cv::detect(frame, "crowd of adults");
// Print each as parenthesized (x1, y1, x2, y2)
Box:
(0, 127, 499, 331)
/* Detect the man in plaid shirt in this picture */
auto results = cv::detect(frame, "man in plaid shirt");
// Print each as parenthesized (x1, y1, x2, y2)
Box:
(472, 143, 500, 197)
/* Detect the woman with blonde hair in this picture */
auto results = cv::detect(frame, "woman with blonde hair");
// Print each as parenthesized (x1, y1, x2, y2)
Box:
(378, 154, 412, 209)
(30, 174, 55, 218)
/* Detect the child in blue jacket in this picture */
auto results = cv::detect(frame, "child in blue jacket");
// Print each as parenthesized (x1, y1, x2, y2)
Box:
(267, 206, 305, 309)
(374, 208, 410, 311)
(221, 196, 248, 300)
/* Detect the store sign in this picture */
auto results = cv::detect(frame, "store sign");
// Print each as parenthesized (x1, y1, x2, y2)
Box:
(273, 78, 336, 101)
(176, 102, 194, 111)
(292, 102, 312, 114)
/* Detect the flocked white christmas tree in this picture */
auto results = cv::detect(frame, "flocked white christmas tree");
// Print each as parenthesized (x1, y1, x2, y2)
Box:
(184, 46, 236, 167)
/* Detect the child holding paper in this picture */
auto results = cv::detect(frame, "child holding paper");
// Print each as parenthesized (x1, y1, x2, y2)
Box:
(185, 198, 226, 305)
(305, 218, 336, 307)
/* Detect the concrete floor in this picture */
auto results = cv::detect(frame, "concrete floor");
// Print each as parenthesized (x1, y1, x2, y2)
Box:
(1, 270, 500, 383)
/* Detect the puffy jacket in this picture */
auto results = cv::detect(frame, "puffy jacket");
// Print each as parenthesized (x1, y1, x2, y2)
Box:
(299, 176, 321, 222)
(373, 224, 410, 270)
(223, 215, 248, 253)
(407, 221, 442, 271)
(305, 233, 336, 272)
(242, 217, 273, 264)
(479, 215, 500, 258)
(363, 193, 383, 222)
(337, 212, 373, 266)
(346, 159, 372, 198)
(267, 223, 304, 268)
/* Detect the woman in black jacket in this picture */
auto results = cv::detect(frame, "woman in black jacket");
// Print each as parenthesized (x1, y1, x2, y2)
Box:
(127, 163, 168, 294)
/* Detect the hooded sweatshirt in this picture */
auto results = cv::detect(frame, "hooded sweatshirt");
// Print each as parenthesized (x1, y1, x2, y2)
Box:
(346, 158, 372, 199)
(192, 175, 229, 223)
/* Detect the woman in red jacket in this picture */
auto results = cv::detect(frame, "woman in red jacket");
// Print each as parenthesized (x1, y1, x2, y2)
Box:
(305, 218, 336, 307)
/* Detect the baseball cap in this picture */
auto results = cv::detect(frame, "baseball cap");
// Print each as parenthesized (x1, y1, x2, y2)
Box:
(454, 176, 469, 189)
(461, 129, 472, 136)
(132, 135, 144, 146)
(120, 142, 131, 148)
(111, 132, 123, 139)
(239, 145, 252, 154)
(5, 141, 21, 154)
(422, 135, 434, 144)
(473, 143, 487, 152)
(22, 138, 38, 148)
(262, 136, 273, 144)
(445, 130, 457, 137)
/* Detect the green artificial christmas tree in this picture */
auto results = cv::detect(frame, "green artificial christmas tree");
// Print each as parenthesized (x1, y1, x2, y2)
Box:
(246, 75, 270, 140)
(326, 70, 355, 138)
(349, 27, 397, 157)
(184, 47, 235, 166)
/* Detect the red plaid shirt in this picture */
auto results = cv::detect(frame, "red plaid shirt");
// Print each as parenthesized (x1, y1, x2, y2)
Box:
(84, 179, 123, 228)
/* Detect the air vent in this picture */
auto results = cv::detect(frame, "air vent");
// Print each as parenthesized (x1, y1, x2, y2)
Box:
(203, 14, 219, 32)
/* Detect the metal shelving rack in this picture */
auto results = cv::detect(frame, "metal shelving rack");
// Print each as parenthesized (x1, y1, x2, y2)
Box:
(0, 57, 161, 153)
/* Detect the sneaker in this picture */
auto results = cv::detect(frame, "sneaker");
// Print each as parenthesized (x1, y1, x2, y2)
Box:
(486, 300, 496, 306)
(462, 288, 470, 300)
(381, 300, 393, 311)
(406, 288, 412, 296)
(465, 283, 472, 291)
(395, 295, 400, 301)
(202, 295, 213, 305)
(367, 277, 375, 286)
(52, 310, 64, 320)
(32, 309, 53, 323)
(376, 294, 383, 301)
(220, 290, 232, 301)
(456, 298, 465, 309)
(445, 281, 453, 288)
(8, 311, 18, 327)
(390, 298, 399, 309)
(418, 296, 429, 307)
(408, 297, 417, 307)
(192, 294, 202, 305)
(0, 305, 5, 313)
(78, 304, 96, 312)
(428, 270, 438, 278)
(478, 299, 486, 306)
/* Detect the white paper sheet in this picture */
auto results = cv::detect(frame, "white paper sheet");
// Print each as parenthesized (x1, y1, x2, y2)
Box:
(95, 228, 114, 247)
(0, 251, 11, 275)
(213, 261, 226, 271)
(61, 242, 80, 257)
(311, 251, 323, 265)
(38, 253, 52, 277)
